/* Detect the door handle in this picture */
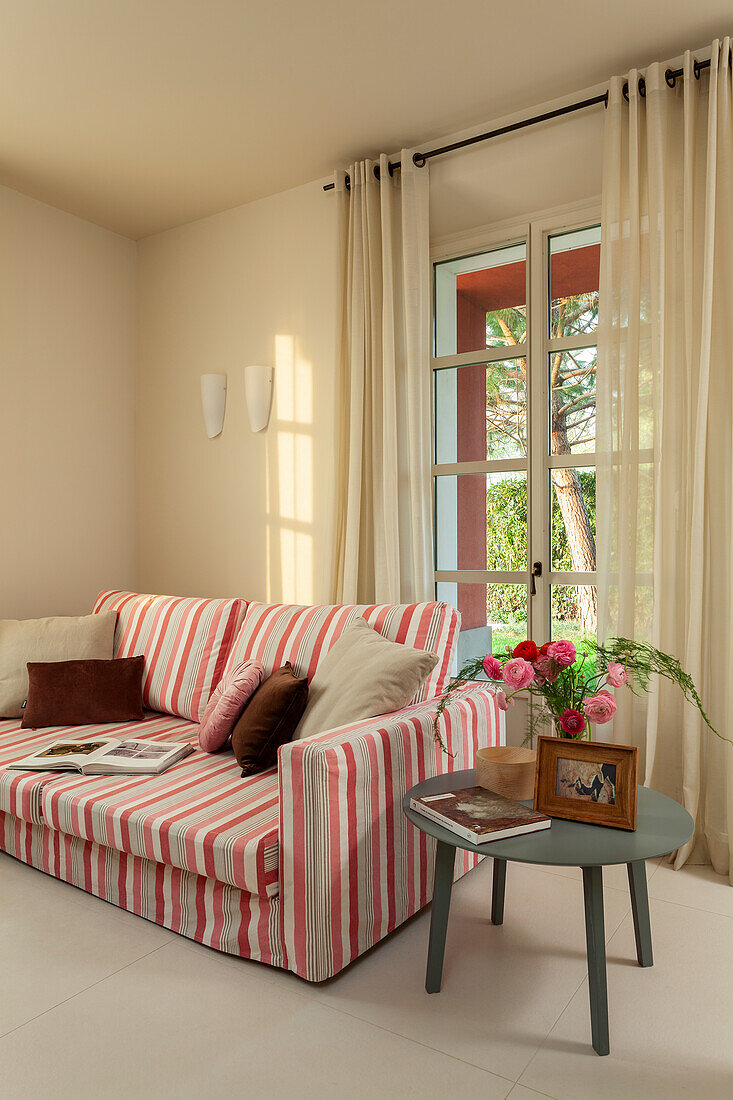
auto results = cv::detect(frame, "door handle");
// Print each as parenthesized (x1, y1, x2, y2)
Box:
(530, 561, 542, 597)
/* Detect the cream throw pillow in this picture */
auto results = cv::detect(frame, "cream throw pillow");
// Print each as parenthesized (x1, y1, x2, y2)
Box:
(0, 612, 117, 718)
(295, 617, 438, 740)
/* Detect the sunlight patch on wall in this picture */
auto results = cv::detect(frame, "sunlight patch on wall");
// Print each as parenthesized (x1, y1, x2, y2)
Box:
(266, 334, 315, 605)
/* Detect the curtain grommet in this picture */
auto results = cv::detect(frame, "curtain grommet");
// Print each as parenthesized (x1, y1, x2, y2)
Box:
(665, 68, 677, 88)
(412, 152, 427, 168)
(693, 58, 702, 80)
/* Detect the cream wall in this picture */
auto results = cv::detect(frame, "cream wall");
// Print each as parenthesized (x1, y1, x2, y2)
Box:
(0, 184, 137, 619)
(135, 106, 602, 607)
(429, 103, 604, 239)
(136, 181, 338, 605)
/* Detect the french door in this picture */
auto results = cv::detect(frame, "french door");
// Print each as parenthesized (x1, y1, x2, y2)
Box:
(431, 206, 600, 665)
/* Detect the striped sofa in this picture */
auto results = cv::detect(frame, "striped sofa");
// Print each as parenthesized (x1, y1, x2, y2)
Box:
(0, 591, 503, 982)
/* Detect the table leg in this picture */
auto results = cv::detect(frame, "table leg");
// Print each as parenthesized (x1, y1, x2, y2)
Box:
(425, 841, 455, 994)
(582, 866, 609, 1056)
(627, 860, 653, 967)
(491, 857, 507, 925)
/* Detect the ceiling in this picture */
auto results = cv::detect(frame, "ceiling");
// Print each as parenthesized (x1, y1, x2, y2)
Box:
(1, 1, 730, 239)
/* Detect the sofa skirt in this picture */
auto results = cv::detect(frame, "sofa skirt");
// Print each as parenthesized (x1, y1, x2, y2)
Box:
(1, 810, 483, 980)
(0, 811, 285, 969)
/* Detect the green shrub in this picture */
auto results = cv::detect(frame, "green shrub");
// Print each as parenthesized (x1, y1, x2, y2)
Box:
(485, 471, 596, 624)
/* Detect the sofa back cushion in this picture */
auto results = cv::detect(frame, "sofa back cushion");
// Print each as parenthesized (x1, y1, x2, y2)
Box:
(0, 611, 116, 719)
(92, 591, 246, 722)
(223, 601, 460, 704)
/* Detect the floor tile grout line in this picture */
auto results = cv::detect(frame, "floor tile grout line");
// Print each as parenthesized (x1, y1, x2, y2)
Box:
(531, 860, 662, 890)
(643, 894, 733, 920)
(503, 888, 733, 1092)
(510, 898, 632, 1084)
(520, 882, 733, 1087)
(515, 961, 595, 1088)
(306, 997, 519, 1088)
(280, 862, 635, 1085)
(516, 899, 676, 1088)
(0, 941, 173, 1042)
(508, 1083, 559, 1100)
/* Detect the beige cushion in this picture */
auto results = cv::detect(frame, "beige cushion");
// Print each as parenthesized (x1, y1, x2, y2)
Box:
(0, 612, 116, 718)
(295, 617, 438, 740)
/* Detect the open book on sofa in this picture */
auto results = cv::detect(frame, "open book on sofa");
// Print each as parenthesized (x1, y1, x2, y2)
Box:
(7, 738, 193, 775)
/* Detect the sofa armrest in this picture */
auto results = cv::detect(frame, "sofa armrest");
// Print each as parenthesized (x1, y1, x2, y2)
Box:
(277, 685, 502, 981)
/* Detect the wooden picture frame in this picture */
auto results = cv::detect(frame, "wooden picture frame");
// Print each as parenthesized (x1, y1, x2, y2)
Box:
(533, 736, 638, 830)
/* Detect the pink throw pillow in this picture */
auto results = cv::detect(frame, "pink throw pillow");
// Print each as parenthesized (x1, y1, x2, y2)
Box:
(198, 660, 265, 752)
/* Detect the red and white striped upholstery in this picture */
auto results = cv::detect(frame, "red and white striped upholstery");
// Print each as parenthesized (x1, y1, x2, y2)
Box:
(92, 591, 246, 722)
(0, 719, 73, 823)
(0, 587, 502, 982)
(39, 717, 280, 897)
(0, 715, 190, 825)
(278, 684, 502, 981)
(0, 682, 500, 979)
(1, 813, 284, 966)
(225, 601, 460, 704)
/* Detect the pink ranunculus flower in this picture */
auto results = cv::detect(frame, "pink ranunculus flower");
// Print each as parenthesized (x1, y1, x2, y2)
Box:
(559, 708, 586, 737)
(495, 690, 514, 712)
(584, 690, 618, 725)
(533, 655, 558, 683)
(502, 657, 536, 690)
(605, 662, 627, 688)
(482, 655, 504, 681)
(546, 640, 577, 668)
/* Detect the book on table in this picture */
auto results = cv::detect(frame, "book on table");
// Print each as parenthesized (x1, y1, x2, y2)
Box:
(410, 786, 551, 844)
(7, 738, 194, 776)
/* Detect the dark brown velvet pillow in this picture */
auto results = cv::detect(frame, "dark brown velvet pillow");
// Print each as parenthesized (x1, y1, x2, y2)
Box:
(231, 663, 308, 776)
(21, 656, 145, 728)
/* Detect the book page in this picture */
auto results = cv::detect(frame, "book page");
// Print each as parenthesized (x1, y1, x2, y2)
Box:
(81, 740, 191, 773)
(96, 740, 179, 764)
(31, 739, 113, 768)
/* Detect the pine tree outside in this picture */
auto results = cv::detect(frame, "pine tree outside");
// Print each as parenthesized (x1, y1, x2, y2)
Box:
(484, 257, 598, 654)
(432, 222, 600, 670)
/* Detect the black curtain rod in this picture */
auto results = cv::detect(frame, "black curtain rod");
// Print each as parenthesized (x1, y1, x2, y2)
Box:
(323, 53, 724, 192)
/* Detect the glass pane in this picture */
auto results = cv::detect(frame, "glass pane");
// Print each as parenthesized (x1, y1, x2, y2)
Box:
(551, 467, 596, 573)
(436, 581, 527, 668)
(434, 359, 527, 464)
(434, 243, 526, 357)
(435, 472, 527, 571)
(549, 347, 596, 455)
(551, 585, 598, 674)
(549, 226, 600, 337)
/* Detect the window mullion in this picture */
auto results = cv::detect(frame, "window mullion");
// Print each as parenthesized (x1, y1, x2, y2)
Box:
(432, 344, 527, 371)
(527, 221, 549, 643)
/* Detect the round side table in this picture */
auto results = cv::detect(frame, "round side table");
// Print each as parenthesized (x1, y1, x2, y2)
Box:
(403, 770, 693, 1056)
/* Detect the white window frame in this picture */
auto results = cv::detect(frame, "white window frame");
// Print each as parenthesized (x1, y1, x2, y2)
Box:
(431, 197, 602, 644)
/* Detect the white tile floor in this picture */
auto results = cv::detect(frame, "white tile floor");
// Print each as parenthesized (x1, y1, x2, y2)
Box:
(2, 851, 732, 1099)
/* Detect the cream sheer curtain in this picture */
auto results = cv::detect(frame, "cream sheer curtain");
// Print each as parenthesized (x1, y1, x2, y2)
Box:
(331, 151, 433, 605)
(598, 40, 733, 879)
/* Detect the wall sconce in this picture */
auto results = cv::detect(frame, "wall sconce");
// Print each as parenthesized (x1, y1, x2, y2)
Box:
(245, 365, 274, 432)
(200, 373, 227, 438)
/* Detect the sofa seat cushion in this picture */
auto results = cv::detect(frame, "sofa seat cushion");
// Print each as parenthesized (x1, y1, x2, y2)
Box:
(39, 716, 280, 897)
(0, 713, 191, 825)
(92, 591, 247, 722)
(224, 601, 460, 705)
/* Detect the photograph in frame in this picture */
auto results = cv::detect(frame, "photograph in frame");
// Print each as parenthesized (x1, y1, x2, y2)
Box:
(533, 736, 638, 830)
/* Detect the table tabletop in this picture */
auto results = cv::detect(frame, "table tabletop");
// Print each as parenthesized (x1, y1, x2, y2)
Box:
(403, 769, 693, 867)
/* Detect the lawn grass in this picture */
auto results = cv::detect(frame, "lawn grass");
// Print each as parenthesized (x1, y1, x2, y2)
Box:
(489, 620, 598, 678)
